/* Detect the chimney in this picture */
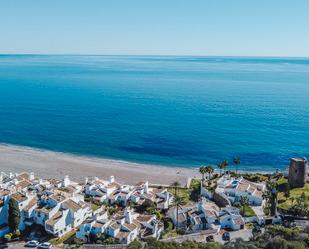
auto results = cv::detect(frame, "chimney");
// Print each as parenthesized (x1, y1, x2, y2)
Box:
(125, 208, 133, 224)
(85, 177, 88, 185)
(110, 176, 115, 183)
(198, 198, 204, 212)
(166, 191, 170, 201)
(63, 175, 70, 187)
(29, 172, 35, 181)
(144, 181, 149, 194)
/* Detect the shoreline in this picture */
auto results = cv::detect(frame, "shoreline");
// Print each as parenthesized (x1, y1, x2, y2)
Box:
(0, 144, 199, 185)
(0, 144, 277, 185)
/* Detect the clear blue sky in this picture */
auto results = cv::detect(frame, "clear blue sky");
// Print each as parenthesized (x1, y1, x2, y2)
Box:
(1, 0, 309, 56)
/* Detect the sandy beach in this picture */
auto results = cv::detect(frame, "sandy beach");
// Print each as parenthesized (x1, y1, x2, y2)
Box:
(0, 144, 198, 185)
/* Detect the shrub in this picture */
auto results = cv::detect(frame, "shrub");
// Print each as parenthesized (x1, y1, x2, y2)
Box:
(150, 209, 162, 220)
(14, 229, 21, 237)
(163, 217, 173, 231)
(265, 237, 288, 249)
(128, 239, 142, 249)
(107, 206, 116, 216)
(101, 200, 108, 206)
(4, 233, 12, 242)
(176, 229, 185, 235)
(267, 225, 301, 240)
(189, 181, 200, 202)
(287, 240, 306, 249)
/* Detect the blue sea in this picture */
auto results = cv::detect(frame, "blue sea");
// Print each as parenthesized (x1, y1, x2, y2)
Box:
(0, 55, 309, 171)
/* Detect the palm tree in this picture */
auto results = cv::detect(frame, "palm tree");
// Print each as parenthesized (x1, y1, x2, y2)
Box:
(205, 165, 214, 180)
(233, 157, 241, 176)
(240, 196, 249, 216)
(264, 180, 278, 216)
(218, 160, 229, 176)
(170, 181, 181, 198)
(174, 195, 185, 228)
(218, 162, 223, 176)
(199, 166, 207, 182)
(222, 160, 229, 173)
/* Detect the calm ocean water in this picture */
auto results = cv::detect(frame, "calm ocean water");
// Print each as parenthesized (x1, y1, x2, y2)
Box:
(0, 55, 309, 171)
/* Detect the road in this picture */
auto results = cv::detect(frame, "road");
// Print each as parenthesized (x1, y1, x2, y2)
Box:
(0, 242, 26, 249)
(214, 229, 253, 244)
(0, 242, 61, 249)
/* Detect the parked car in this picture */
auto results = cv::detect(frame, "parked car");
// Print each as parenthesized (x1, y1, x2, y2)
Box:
(222, 232, 230, 241)
(39, 242, 52, 249)
(27, 231, 42, 241)
(25, 240, 40, 247)
(206, 235, 214, 242)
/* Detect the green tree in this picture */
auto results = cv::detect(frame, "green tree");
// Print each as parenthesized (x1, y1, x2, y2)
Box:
(136, 199, 155, 213)
(287, 240, 306, 249)
(128, 239, 142, 249)
(252, 224, 262, 239)
(199, 166, 207, 181)
(218, 160, 228, 176)
(217, 162, 223, 176)
(8, 198, 20, 233)
(205, 165, 214, 180)
(174, 195, 185, 228)
(233, 157, 241, 176)
(170, 181, 182, 228)
(240, 196, 249, 216)
(284, 184, 290, 199)
(265, 237, 288, 249)
(264, 180, 278, 216)
(170, 181, 181, 197)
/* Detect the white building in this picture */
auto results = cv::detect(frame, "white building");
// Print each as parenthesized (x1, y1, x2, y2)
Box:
(216, 176, 265, 206)
(85, 176, 121, 203)
(85, 177, 173, 210)
(130, 181, 173, 210)
(43, 194, 92, 237)
(168, 198, 244, 232)
(0, 172, 93, 239)
(77, 207, 163, 244)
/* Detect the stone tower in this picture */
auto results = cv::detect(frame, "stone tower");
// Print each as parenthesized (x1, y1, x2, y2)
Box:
(288, 158, 307, 188)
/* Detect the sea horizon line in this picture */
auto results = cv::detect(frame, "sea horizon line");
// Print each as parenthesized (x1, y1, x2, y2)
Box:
(1, 53, 309, 60)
